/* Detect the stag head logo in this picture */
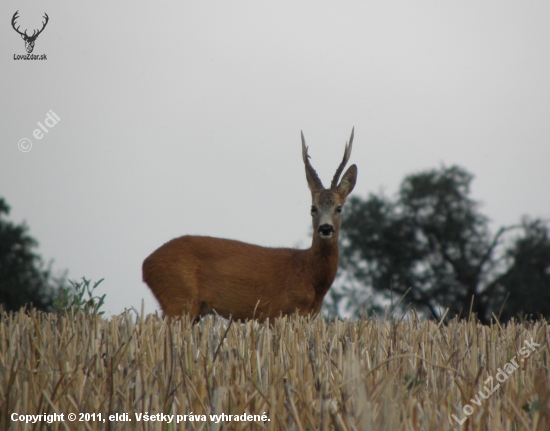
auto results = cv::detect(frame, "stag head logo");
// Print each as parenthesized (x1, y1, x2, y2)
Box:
(12, 11, 49, 53)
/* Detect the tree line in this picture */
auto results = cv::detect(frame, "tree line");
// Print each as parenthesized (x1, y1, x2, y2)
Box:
(326, 165, 550, 323)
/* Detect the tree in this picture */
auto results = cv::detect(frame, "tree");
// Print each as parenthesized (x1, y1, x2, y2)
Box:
(336, 165, 550, 323)
(492, 218, 550, 321)
(0, 197, 63, 312)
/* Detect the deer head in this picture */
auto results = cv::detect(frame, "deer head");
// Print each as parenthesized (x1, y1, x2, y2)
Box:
(12, 11, 49, 54)
(302, 128, 357, 242)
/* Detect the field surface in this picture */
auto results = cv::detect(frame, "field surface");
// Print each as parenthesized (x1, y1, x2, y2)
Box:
(0, 310, 548, 430)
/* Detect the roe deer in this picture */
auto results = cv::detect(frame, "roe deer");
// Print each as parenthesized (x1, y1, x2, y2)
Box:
(143, 129, 357, 321)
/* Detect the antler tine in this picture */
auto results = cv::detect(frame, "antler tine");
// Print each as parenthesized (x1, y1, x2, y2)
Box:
(34, 13, 49, 37)
(330, 127, 354, 189)
(11, 11, 26, 36)
(301, 131, 324, 190)
(42, 13, 49, 28)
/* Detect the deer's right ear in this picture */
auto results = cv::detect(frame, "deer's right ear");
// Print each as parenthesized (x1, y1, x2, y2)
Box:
(337, 164, 357, 198)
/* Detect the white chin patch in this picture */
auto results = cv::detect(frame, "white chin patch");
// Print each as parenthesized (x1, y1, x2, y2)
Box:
(319, 233, 334, 239)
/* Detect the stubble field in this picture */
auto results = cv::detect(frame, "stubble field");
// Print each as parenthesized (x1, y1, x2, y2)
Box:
(0, 309, 548, 430)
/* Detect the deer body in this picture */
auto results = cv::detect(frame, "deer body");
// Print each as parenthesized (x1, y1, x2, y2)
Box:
(143, 130, 357, 321)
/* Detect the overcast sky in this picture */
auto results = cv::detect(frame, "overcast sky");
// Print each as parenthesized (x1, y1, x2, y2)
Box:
(1, 1, 549, 316)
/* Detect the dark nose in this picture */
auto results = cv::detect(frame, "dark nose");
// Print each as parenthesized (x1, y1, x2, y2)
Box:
(319, 224, 335, 236)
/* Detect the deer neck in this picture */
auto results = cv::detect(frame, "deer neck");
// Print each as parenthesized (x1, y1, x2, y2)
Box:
(306, 234, 340, 295)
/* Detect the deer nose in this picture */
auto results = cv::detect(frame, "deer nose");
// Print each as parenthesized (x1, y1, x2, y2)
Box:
(318, 224, 335, 237)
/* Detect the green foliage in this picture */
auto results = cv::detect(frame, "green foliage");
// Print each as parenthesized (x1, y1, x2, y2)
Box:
(0, 197, 107, 315)
(522, 399, 542, 414)
(494, 218, 550, 321)
(0, 197, 66, 312)
(336, 165, 550, 323)
(54, 277, 106, 315)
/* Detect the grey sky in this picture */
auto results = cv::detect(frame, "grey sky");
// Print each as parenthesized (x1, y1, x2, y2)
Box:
(1, 1, 549, 315)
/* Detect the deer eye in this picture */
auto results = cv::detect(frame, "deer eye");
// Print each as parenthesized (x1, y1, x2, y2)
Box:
(336, 206, 342, 214)
(311, 206, 318, 215)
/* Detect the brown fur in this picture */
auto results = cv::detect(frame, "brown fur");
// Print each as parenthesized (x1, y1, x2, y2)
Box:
(143, 131, 357, 322)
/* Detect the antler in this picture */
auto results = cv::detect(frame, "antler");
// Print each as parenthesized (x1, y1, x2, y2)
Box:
(11, 11, 49, 39)
(11, 11, 26, 37)
(31, 13, 49, 39)
(330, 127, 354, 189)
(301, 131, 324, 190)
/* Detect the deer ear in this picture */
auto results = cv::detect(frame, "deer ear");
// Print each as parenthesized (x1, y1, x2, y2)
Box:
(337, 164, 357, 198)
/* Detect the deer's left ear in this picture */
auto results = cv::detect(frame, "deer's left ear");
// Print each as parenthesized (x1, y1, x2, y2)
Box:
(337, 164, 357, 198)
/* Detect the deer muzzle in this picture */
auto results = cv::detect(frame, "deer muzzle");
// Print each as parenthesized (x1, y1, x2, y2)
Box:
(318, 224, 335, 239)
